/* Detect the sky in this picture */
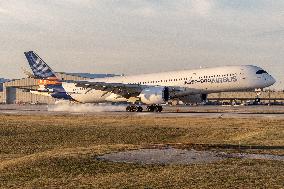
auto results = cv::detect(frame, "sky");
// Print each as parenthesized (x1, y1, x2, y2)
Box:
(0, 0, 283, 89)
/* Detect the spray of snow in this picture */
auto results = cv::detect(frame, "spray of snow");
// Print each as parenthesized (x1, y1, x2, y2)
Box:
(48, 102, 126, 113)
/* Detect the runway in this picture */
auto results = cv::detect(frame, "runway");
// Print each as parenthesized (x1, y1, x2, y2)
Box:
(0, 104, 284, 119)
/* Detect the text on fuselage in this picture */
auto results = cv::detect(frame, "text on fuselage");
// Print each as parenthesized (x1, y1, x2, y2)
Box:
(185, 76, 238, 85)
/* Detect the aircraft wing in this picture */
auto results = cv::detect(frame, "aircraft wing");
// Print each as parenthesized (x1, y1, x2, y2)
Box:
(73, 81, 186, 99)
(74, 81, 147, 98)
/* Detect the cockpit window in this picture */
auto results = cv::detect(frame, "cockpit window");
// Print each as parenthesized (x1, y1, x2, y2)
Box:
(256, 70, 268, 74)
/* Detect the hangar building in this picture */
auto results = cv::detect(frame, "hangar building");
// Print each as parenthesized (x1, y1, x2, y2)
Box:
(0, 73, 116, 104)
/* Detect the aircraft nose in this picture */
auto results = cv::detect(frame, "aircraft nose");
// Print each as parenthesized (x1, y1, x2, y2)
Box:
(270, 76, 276, 85)
(267, 75, 276, 86)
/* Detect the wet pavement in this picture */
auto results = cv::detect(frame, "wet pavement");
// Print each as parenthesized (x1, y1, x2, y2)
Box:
(97, 148, 284, 165)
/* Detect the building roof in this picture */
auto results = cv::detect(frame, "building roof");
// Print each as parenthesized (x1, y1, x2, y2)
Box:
(0, 78, 10, 83)
(0, 78, 10, 92)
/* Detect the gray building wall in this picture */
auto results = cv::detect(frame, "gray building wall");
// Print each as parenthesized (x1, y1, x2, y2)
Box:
(0, 92, 3, 103)
(1, 73, 90, 104)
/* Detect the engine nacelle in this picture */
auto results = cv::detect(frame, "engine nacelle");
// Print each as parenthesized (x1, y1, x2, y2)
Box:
(179, 94, 207, 104)
(139, 87, 170, 105)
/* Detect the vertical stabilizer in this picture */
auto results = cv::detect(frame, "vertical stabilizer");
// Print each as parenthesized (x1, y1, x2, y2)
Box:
(24, 51, 57, 79)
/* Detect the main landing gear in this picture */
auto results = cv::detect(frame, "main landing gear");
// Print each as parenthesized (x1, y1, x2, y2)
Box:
(146, 105, 163, 112)
(126, 105, 143, 112)
(126, 104, 163, 112)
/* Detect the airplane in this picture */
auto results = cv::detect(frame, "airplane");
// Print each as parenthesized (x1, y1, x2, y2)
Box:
(23, 51, 276, 112)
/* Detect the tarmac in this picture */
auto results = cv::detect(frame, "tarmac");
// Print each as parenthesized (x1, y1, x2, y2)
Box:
(0, 104, 284, 119)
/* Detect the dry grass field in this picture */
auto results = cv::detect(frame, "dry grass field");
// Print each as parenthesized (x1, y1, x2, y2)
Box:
(0, 114, 283, 188)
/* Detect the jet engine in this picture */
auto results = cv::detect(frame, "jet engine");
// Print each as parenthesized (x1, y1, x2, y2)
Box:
(179, 94, 207, 104)
(139, 87, 170, 105)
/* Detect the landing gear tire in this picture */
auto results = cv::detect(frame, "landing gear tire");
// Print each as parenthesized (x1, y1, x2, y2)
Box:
(137, 106, 143, 112)
(126, 106, 132, 112)
(147, 105, 163, 112)
(156, 106, 163, 112)
(126, 105, 143, 112)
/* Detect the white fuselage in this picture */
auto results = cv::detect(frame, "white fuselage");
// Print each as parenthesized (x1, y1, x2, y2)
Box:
(62, 65, 276, 103)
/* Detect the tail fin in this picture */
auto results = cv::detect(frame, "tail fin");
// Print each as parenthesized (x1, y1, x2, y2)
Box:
(24, 51, 57, 79)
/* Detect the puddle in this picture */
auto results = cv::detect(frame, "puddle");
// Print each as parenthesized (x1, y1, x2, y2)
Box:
(220, 153, 284, 161)
(97, 148, 284, 165)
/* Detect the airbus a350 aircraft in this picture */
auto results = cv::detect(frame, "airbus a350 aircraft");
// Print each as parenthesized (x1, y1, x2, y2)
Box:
(24, 51, 276, 112)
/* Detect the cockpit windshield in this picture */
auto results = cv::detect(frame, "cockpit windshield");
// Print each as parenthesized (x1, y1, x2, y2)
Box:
(256, 70, 268, 74)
